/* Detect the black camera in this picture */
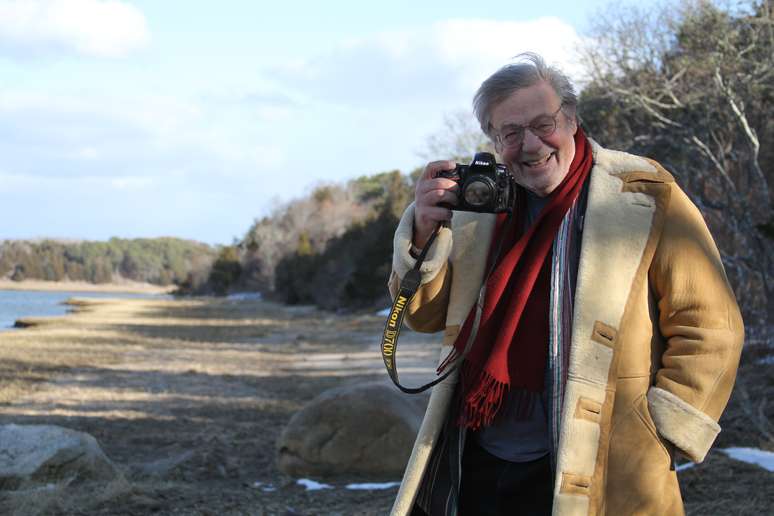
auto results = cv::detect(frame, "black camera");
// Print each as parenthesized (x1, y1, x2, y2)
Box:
(437, 152, 514, 213)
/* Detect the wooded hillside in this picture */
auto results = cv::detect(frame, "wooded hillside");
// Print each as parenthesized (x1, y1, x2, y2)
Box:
(579, 0, 772, 325)
(0, 238, 216, 287)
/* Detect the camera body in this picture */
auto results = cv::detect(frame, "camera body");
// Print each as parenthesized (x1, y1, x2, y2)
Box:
(437, 152, 514, 213)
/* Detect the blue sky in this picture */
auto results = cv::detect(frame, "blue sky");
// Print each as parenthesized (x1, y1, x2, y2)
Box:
(0, 0, 658, 245)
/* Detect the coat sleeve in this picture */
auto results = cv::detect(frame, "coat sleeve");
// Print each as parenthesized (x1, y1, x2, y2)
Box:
(387, 202, 453, 333)
(646, 184, 744, 463)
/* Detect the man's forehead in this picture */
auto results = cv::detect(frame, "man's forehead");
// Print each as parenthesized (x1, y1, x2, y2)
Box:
(490, 82, 561, 127)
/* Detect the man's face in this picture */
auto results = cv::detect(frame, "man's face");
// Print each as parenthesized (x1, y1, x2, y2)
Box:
(490, 81, 578, 197)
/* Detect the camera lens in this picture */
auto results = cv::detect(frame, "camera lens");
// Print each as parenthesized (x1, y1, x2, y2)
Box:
(463, 179, 492, 207)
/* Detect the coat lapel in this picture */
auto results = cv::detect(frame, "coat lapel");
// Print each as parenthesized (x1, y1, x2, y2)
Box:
(552, 143, 669, 515)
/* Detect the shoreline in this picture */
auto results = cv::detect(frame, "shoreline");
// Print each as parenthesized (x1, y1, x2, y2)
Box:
(0, 279, 176, 295)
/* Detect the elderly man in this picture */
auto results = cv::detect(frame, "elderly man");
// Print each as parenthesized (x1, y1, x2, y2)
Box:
(387, 53, 743, 515)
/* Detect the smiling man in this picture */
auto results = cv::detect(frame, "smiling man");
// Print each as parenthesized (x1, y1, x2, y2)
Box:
(388, 53, 743, 515)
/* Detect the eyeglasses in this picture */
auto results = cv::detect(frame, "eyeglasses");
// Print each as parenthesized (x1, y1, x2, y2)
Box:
(495, 105, 565, 149)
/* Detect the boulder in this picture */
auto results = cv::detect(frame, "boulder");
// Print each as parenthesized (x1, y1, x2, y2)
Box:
(0, 424, 121, 491)
(277, 381, 430, 477)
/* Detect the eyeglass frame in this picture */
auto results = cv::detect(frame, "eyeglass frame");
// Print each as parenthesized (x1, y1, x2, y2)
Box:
(493, 104, 568, 150)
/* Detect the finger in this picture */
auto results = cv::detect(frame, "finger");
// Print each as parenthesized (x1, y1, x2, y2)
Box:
(416, 205, 454, 226)
(421, 160, 458, 181)
(418, 188, 458, 208)
(416, 177, 460, 196)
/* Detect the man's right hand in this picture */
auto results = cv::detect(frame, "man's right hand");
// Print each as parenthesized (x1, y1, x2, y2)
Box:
(413, 160, 459, 249)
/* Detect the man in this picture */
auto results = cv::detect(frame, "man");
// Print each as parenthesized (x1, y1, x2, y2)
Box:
(387, 53, 743, 515)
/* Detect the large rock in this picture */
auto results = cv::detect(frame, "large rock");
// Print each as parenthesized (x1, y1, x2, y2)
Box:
(0, 424, 121, 490)
(277, 381, 430, 477)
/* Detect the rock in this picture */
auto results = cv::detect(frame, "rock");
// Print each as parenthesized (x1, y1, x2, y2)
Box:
(277, 381, 430, 477)
(0, 424, 121, 491)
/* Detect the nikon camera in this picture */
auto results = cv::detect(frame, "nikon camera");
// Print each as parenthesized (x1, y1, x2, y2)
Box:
(437, 152, 514, 213)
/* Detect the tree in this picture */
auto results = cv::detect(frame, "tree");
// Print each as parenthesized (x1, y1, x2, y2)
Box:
(419, 110, 495, 165)
(207, 246, 243, 296)
(579, 0, 773, 324)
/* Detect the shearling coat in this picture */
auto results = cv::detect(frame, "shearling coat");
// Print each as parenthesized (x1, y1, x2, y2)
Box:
(387, 143, 744, 515)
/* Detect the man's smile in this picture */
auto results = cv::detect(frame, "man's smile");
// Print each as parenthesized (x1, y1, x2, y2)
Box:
(521, 152, 555, 169)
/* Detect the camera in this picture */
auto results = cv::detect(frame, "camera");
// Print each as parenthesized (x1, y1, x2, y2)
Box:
(437, 152, 514, 213)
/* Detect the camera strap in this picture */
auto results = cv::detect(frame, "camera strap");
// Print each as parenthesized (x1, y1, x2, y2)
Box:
(381, 212, 512, 394)
(381, 225, 456, 394)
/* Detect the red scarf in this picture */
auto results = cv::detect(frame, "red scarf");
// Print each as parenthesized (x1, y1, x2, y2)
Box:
(448, 129, 593, 430)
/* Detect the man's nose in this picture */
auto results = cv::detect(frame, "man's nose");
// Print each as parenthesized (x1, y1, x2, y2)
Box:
(521, 128, 543, 151)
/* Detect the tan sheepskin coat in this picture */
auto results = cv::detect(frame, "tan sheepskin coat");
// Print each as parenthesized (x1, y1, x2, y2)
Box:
(387, 142, 744, 515)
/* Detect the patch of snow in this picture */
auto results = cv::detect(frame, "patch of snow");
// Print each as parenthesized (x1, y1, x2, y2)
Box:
(376, 307, 391, 316)
(252, 481, 276, 492)
(676, 462, 695, 472)
(297, 478, 333, 491)
(720, 447, 774, 472)
(345, 481, 401, 490)
(227, 292, 263, 301)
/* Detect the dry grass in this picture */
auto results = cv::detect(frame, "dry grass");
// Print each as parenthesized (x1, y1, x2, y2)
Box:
(0, 279, 174, 294)
(0, 296, 438, 515)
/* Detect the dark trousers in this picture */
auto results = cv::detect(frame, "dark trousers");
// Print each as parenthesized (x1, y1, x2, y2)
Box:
(458, 439, 553, 516)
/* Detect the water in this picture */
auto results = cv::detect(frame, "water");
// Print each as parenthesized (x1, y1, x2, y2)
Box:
(0, 290, 170, 330)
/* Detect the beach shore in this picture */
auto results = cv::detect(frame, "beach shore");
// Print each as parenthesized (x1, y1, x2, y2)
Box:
(0, 296, 438, 515)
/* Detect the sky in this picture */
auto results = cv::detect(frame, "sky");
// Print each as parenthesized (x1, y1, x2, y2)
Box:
(0, 0, 662, 245)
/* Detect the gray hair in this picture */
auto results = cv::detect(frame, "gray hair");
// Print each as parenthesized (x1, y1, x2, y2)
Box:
(473, 52, 578, 139)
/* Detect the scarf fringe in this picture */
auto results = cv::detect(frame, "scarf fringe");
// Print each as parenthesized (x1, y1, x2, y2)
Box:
(457, 363, 508, 430)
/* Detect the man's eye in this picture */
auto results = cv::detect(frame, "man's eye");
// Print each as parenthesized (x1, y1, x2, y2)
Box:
(532, 120, 554, 132)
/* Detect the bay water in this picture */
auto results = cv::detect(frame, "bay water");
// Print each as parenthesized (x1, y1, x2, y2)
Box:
(0, 290, 169, 330)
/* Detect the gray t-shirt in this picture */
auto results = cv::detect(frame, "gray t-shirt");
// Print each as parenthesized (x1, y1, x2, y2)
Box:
(475, 190, 551, 463)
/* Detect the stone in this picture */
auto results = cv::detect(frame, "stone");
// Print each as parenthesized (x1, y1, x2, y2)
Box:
(276, 381, 430, 477)
(0, 424, 121, 491)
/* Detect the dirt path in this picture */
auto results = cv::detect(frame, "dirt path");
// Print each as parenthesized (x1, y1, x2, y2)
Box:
(0, 297, 440, 515)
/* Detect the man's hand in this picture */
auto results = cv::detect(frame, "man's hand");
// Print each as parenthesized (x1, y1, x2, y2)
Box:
(413, 160, 459, 249)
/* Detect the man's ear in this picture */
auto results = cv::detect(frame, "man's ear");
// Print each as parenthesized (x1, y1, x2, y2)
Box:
(572, 116, 579, 134)
(566, 109, 579, 135)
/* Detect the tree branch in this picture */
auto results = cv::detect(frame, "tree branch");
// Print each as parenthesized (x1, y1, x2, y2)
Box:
(688, 134, 737, 192)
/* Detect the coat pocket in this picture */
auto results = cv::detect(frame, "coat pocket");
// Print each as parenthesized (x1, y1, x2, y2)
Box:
(606, 391, 682, 514)
(633, 393, 674, 462)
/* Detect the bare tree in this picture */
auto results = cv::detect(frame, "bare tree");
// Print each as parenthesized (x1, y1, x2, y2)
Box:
(580, 0, 773, 324)
(418, 109, 495, 164)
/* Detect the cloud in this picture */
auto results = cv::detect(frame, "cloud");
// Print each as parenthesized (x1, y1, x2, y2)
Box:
(0, 171, 154, 192)
(253, 17, 587, 186)
(269, 17, 584, 108)
(0, 90, 285, 176)
(0, 16, 589, 244)
(0, 0, 150, 59)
